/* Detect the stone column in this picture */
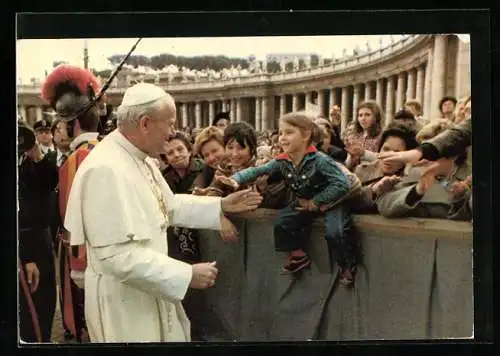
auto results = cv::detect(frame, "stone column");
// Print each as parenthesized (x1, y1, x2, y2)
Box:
(340, 87, 350, 134)
(329, 87, 336, 108)
(305, 91, 312, 106)
(236, 98, 242, 123)
(36, 107, 43, 122)
(364, 81, 372, 101)
(352, 84, 361, 122)
(230, 99, 237, 123)
(280, 95, 286, 117)
(423, 49, 434, 120)
(455, 38, 471, 99)
(385, 76, 395, 124)
(406, 69, 417, 101)
(181, 103, 188, 128)
(261, 96, 269, 132)
(396, 72, 406, 111)
(208, 101, 215, 125)
(255, 97, 262, 132)
(317, 89, 325, 116)
(292, 94, 299, 112)
(429, 35, 448, 120)
(375, 79, 384, 107)
(19, 106, 27, 122)
(195, 101, 202, 128)
(416, 66, 425, 104)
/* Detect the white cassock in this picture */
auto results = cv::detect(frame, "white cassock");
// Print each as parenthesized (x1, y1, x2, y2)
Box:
(64, 129, 222, 343)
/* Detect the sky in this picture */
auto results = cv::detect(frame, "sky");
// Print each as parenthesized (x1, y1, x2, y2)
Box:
(17, 35, 410, 83)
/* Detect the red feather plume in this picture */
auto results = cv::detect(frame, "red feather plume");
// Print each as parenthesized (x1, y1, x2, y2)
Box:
(40, 64, 101, 107)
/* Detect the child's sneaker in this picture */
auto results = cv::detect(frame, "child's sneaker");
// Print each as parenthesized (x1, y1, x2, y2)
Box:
(281, 254, 312, 274)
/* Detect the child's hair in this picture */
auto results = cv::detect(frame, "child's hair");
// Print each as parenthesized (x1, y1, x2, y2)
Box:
(167, 131, 192, 152)
(223, 122, 258, 157)
(354, 100, 383, 137)
(280, 111, 323, 145)
(193, 126, 224, 156)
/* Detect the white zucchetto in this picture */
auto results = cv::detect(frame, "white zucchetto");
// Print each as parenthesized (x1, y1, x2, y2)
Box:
(120, 83, 167, 107)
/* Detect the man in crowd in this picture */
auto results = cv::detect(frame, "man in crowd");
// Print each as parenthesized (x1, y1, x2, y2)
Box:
(18, 125, 58, 342)
(64, 82, 263, 342)
(212, 111, 230, 133)
(34, 119, 55, 155)
(329, 104, 341, 129)
(439, 96, 457, 122)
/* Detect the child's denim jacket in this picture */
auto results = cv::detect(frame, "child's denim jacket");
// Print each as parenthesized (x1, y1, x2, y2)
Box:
(232, 146, 354, 208)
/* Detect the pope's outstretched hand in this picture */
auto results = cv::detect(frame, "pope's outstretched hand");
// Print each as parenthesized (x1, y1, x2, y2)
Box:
(221, 187, 262, 213)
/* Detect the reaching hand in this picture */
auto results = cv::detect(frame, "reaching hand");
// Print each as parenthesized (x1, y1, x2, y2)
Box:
(254, 174, 269, 192)
(347, 144, 364, 158)
(378, 149, 423, 165)
(192, 187, 210, 196)
(449, 180, 470, 199)
(372, 175, 401, 197)
(221, 188, 263, 214)
(190, 261, 218, 289)
(24, 262, 40, 293)
(220, 215, 238, 242)
(419, 157, 455, 179)
(416, 170, 437, 195)
(216, 176, 240, 190)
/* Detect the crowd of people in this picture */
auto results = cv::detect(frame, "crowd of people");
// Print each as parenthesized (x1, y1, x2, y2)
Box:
(18, 63, 472, 344)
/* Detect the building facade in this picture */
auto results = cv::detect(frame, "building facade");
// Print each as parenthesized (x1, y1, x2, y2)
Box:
(17, 34, 471, 132)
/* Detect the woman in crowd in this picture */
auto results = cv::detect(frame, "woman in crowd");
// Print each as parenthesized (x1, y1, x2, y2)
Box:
(314, 117, 348, 163)
(221, 112, 362, 285)
(352, 122, 419, 213)
(376, 122, 472, 221)
(159, 131, 236, 340)
(343, 100, 383, 170)
(191, 126, 227, 191)
(160, 132, 206, 262)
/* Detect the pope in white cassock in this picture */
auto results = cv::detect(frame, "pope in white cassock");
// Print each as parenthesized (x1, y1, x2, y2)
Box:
(64, 83, 263, 343)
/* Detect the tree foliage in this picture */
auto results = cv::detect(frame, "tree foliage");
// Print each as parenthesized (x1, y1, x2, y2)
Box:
(107, 54, 252, 71)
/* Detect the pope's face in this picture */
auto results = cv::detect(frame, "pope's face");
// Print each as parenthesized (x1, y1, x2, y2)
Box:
(144, 99, 176, 155)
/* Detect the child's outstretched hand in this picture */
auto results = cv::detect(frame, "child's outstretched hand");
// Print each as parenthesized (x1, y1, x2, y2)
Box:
(220, 215, 238, 243)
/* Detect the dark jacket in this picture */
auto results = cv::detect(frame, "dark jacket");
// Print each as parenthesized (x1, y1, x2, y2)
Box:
(420, 117, 472, 161)
(162, 157, 205, 194)
(18, 154, 58, 263)
(232, 146, 353, 208)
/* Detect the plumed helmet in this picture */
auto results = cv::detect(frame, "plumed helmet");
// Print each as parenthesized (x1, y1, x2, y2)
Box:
(41, 64, 101, 122)
(40, 64, 101, 135)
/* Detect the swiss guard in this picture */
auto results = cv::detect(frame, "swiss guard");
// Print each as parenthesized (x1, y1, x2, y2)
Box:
(40, 64, 102, 342)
